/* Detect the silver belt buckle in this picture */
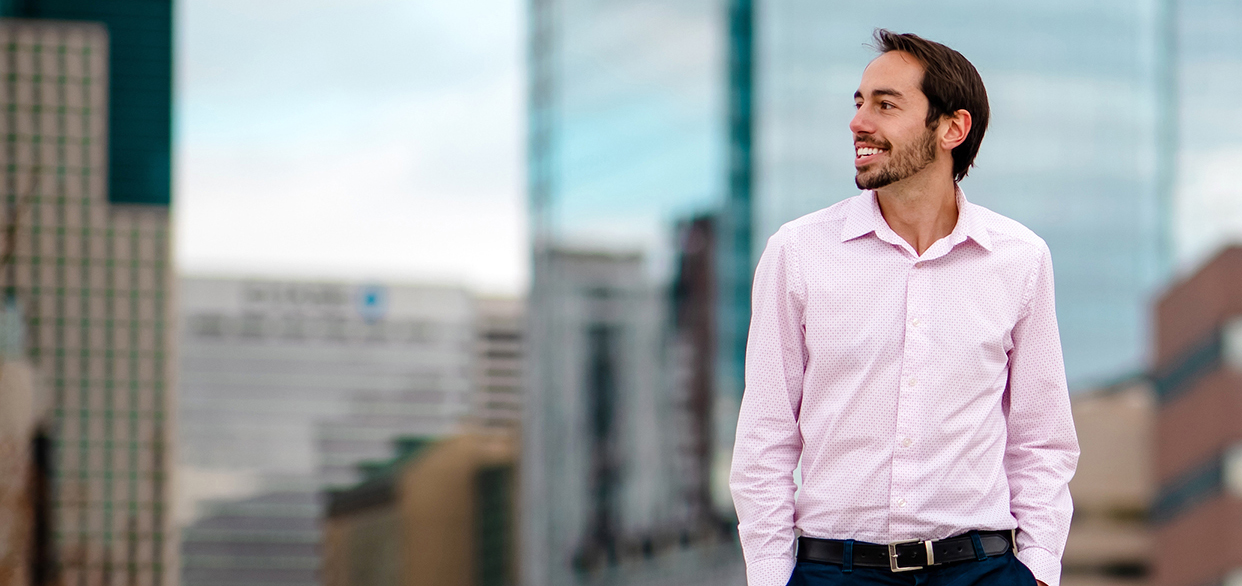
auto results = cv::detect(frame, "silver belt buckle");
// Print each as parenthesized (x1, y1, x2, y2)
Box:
(888, 539, 922, 572)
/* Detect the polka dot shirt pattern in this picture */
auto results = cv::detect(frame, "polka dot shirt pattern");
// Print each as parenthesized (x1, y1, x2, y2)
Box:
(729, 189, 1079, 586)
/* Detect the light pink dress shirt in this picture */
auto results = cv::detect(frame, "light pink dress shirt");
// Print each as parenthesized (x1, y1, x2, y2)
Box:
(729, 189, 1079, 586)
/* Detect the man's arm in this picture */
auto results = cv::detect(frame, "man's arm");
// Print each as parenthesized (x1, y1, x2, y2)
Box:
(1004, 245, 1080, 586)
(729, 230, 807, 586)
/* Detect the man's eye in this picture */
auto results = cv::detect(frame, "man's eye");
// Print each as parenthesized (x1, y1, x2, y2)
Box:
(881, 102, 895, 110)
(854, 102, 862, 110)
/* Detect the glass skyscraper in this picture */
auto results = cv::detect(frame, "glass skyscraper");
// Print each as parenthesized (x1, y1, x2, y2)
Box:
(1171, 0, 1242, 270)
(758, 2, 1162, 387)
(527, 0, 1167, 584)
(526, 0, 746, 584)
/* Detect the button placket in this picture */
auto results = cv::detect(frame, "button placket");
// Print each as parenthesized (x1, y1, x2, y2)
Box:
(891, 259, 926, 533)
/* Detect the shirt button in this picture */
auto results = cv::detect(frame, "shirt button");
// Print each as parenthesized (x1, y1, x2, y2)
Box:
(907, 378, 917, 387)
(914, 262, 924, 269)
(910, 318, 920, 327)
(901, 437, 913, 448)
(897, 498, 907, 508)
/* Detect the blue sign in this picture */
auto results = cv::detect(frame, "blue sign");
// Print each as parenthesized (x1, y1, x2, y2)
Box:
(357, 285, 389, 323)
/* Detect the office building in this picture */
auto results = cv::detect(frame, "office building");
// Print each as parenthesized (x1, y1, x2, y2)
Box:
(1150, 246, 1242, 586)
(0, 16, 176, 586)
(177, 277, 474, 497)
(1171, 0, 1242, 270)
(322, 433, 517, 586)
(1063, 376, 1153, 586)
(471, 298, 524, 435)
(524, 247, 744, 586)
(527, 0, 749, 577)
(176, 277, 477, 586)
(179, 491, 319, 586)
(0, 0, 174, 207)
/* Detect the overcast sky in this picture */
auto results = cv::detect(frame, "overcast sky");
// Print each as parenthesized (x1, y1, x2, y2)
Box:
(173, 0, 527, 296)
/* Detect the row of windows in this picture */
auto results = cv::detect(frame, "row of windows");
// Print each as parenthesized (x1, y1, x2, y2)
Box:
(2, 41, 94, 55)
(186, 313, 469, 345)
(1, 71, 94, 85)
(27, 327, 168, 343)
(53, 408, 167, 419)
(34, 352, 169, 366)
(51, 470, 167, 481)
(51, 438, 165, 449)
(1151, 443, 1242, 524)
(1153, 319, 1242, 402)
(4, 130, 94, 142)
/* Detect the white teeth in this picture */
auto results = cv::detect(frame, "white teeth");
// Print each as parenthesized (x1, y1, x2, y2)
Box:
(856, 147, 883, 157)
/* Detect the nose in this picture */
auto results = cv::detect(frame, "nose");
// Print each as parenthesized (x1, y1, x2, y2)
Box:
(850, 106, 873, 137)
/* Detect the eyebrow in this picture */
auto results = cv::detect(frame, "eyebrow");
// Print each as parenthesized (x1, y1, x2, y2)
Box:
(854, 88, 906, 100)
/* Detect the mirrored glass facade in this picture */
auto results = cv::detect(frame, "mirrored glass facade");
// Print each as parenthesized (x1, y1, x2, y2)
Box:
(528, 1, 1170, 584)
(525, 0, 746, 583)
(758, 1, 1163, 387)
(1172, 0, 1242, 269)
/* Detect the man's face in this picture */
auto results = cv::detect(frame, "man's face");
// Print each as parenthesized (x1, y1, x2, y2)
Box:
(850, 51, 941, 190)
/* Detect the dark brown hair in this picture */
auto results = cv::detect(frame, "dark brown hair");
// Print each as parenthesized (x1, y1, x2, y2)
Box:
(872, 29, 989, 183)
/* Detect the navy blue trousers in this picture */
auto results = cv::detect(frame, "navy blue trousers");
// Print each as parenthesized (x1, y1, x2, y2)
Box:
(787, 551, 1038, 586)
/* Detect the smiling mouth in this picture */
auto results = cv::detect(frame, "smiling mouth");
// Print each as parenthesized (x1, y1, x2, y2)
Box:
(855, 145, 887, 165)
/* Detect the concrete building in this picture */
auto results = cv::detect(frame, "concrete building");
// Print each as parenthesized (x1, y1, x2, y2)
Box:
(1150, 246, 1242, 586)
(0, 16, 176, 586)
(1064, 376, 1154, 586)
(471, 298, 524, 435)
(322, 433, 517, 586)
(178, 278, 475, 498)
(177, 277, 477, 586)
(524, 247, 743, 586)
(179, 492, 319, 586)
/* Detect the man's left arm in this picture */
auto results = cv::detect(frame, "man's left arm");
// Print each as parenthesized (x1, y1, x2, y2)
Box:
(1004, 244, 1080, 586)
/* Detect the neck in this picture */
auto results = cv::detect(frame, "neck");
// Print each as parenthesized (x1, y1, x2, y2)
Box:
(874, 169, 959, 256)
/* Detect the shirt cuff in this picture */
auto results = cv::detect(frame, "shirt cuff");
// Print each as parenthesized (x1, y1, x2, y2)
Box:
(1015, 546, 1061, 586)
(745, 555, 795, 586)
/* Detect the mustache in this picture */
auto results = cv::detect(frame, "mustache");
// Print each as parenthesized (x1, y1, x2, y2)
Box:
(853, 136, 891, 149)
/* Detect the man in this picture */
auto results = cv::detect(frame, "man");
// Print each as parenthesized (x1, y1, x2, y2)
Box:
(729, 30, 1078, 586)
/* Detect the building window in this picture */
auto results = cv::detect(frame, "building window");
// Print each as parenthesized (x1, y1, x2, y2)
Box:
(1223, 317, 1242, 371)
(1224, 441, 1242, 497)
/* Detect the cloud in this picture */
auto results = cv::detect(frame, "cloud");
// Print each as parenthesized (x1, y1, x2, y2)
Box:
(174, 0, 527, 295)
(1176, 147, 1242, 273)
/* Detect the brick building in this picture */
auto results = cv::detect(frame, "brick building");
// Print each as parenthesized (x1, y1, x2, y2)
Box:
(1151, 247, 1242, 586)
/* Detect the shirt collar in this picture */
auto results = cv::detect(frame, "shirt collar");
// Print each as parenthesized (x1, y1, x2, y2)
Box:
(840, 186, 993, 253)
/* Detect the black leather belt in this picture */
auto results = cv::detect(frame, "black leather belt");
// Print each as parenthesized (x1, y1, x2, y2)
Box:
(796, 530, 1015, 572)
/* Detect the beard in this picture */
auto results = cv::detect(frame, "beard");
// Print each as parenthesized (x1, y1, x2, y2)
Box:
(854, 125, 939, 190)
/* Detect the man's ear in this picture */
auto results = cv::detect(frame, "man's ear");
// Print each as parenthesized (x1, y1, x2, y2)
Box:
(940, 109, 972, 151)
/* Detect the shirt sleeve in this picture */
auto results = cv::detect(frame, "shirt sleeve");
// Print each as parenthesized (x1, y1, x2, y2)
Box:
(1004, 244, 1080, 586)
(729, 229, 807, 586)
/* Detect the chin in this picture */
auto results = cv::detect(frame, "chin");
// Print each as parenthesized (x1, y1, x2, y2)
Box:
(855, 173, 890, 191)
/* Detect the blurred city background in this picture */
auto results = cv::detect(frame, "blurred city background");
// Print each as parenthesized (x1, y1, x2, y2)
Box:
(0, 1, 1240, 586)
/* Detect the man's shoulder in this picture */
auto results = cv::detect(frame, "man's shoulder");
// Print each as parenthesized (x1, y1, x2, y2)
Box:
(967, 201, 1049, 255)
(772, 194, 859, 240)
